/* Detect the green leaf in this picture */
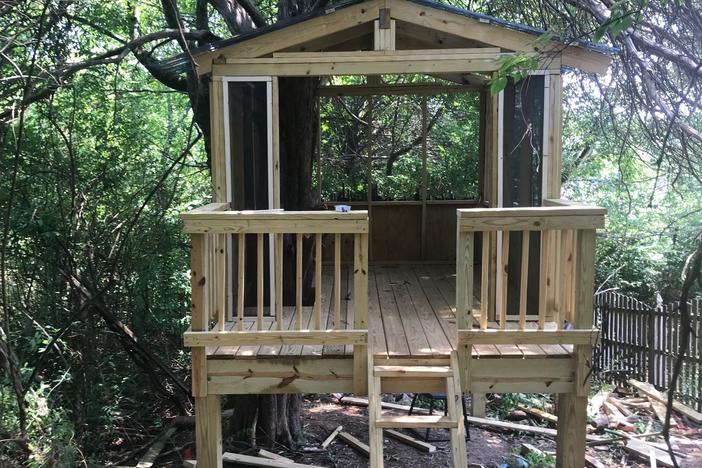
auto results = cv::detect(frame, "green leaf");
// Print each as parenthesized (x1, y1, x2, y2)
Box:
(490, 76, 508, 95)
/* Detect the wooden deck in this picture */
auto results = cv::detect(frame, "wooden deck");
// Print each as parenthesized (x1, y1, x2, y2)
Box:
(208, 264, 572, 360)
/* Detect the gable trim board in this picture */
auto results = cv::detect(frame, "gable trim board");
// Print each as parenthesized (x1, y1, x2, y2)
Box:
(187, 0, 611, 76)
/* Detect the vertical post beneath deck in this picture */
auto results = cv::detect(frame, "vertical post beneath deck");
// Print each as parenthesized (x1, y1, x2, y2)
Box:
(192, 234, 223, 467)
(195, 394, 222, 468)
(556, 228, 596, 466)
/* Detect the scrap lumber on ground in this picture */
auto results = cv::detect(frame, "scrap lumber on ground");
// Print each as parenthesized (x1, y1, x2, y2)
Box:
(320, 425, 343, 449)
(385, 429, 437, 453)
(136, 425, 176, 468)
(517, 405, 558, 424)
(624, 439, 674, 467)
(628, 379, 702, 423)
(221, 452, 324, 468)
(339, 396, 431, 414)
(337, 431, 370, 456)
(257, 449, 295, 463)
(464, 415, 601, 441)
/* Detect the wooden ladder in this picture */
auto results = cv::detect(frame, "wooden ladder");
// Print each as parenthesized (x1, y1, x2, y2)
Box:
(367, 351, 468, 468)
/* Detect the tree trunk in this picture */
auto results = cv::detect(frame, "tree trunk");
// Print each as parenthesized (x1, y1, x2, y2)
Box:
(226, 77, 320, 448)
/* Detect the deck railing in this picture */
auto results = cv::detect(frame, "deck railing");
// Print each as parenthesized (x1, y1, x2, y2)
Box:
(181, 203, 369, 395)
(455, 201, 606, 395)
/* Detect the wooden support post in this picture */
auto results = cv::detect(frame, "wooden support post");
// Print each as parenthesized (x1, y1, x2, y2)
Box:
(209, 80, 226, 202)
(499, 231, 509, 331)
(272, 77, 281, 209)
(191, 234, 208, 397)
(555, 394, 587, 467)
(353, 232, 369, 394)
(471, 393, 486, 417)
(420, 96, 428, 260)
(195, 394, 222, 468)
(557, 228, 596, 466)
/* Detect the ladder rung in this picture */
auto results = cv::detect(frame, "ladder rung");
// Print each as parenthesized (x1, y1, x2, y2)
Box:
(375, 415, 459, 429)
(373, 365, 452, 378)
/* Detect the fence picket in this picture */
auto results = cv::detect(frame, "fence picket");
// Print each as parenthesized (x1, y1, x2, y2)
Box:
(595, 292, 701, 410)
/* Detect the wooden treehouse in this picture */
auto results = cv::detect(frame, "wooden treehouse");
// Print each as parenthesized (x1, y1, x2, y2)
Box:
(178, 0, 613, 466)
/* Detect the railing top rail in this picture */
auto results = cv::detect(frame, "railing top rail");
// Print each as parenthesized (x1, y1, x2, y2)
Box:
(457, 205, 606, 232)
(182, 207, 369, 234)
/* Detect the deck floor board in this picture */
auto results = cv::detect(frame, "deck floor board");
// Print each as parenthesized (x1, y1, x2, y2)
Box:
(208, 264, 572, 360)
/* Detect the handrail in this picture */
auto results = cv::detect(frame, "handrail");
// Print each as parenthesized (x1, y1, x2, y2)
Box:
(182, 208, 369, 234)
(457, 206, 606, 232)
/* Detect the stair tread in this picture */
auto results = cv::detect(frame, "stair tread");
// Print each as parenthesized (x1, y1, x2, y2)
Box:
(375, 414, 459, 428)
(373, 365, 453, 378)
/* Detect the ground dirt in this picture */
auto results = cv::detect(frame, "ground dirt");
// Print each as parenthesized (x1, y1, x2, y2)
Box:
(154, 394, 702, 467)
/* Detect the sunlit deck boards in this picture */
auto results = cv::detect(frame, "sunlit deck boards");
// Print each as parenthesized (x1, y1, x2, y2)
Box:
(207, 264, 572, 360)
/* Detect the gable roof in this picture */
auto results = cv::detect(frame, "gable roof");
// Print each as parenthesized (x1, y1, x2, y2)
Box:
(160, 0, 615, 76)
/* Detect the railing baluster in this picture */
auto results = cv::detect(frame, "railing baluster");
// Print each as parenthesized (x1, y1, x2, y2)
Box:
(553, 230, 564, 329)
(315, 233, 322, 330)
(191, 234, 207, 331)
(519, 230, 529, 330)
(499, 231, 509, 331)
(480, 232, 489, 330)
(257, 233, 264, 331)
(456, 230, 474, 329)
(217, 233, 226, 331)
(296, 233, 303, 330)
(538, 230, 549, 330)
(275, 233, 283, 330)
(334, 233, 341, 329)
(237, 233, 245, 331)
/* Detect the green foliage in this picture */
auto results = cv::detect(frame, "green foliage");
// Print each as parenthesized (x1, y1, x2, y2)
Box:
(491, 53, 540, 95)
(319, 77, 480, 202)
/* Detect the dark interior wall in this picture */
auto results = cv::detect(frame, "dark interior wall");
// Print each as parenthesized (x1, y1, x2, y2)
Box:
(502, 75, 545, 315)
(228, 81, 271, 307)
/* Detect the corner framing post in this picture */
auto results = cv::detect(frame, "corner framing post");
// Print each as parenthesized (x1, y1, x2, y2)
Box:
(556, 228, 596, 466)
(196, 394, 222, 468)
(191, 234, 223, 467)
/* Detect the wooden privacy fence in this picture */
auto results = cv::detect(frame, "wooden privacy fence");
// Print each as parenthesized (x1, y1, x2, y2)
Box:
(594, 292, 702, 411)
(181, 203, 370, 395)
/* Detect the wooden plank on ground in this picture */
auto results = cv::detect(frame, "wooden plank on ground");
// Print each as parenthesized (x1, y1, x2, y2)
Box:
(222, 452, 325, 468)
(136, 426, 176, 467)
(629, 379, 702, 423)
(337, 431, 370, 456)
(257, 449, 294, 463)
(339, 396, 430, 414)
(464, 415, 601, 441)
(385, 429, 436, 453)
(517, 405, 558, 424)
(321, 425, 343, 449)
(625, 439, 674, 468)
